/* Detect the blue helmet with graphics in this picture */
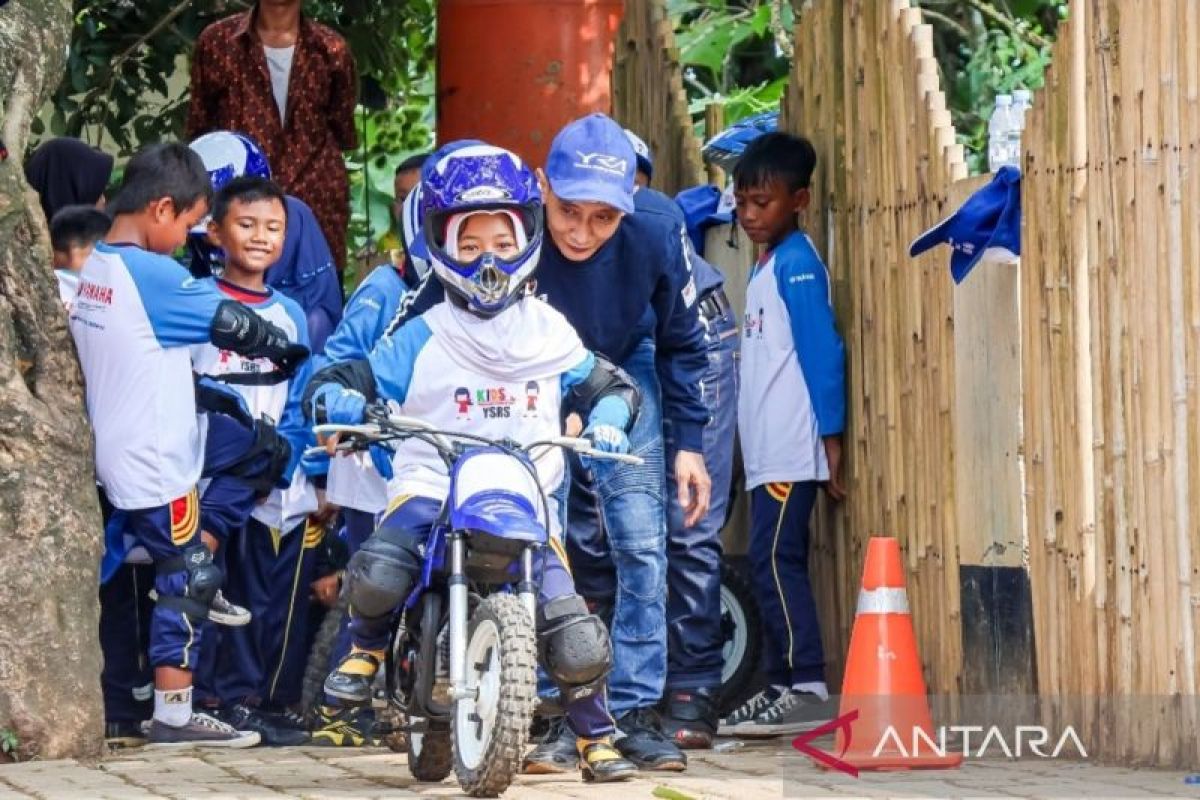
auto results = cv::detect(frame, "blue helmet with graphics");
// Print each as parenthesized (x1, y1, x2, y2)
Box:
(701, 110, 779, 173)
(188, 131, 272, 235)
(420, 143, 542, 317)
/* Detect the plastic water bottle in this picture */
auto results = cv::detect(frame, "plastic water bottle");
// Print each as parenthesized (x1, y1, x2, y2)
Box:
(987, 94, 1016, 172)
(1012, 89, 1032, 129)
(1009, 89, 1032, 164)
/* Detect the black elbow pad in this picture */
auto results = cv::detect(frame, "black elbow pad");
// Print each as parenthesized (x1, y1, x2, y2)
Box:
(210, 300, 309, 377)
(566, 356, 641, 430)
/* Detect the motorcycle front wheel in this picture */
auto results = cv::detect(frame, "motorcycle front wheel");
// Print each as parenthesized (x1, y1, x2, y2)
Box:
(453, 593, 538, 797)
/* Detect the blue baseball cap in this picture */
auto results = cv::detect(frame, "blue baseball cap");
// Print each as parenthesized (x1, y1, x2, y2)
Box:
(546, 114, 636, 214)
(909, 165, 1021, 284)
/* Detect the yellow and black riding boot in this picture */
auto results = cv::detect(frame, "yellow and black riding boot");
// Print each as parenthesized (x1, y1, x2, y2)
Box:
(322, 647, 384, 706)
(578, 737, 639, 783)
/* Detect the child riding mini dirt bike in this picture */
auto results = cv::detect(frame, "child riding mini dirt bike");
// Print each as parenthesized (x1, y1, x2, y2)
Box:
(304, 143, 642, 795)
(308, 412, 642, 795)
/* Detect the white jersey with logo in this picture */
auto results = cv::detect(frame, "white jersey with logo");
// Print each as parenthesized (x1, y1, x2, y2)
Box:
(365, 297, 591, 503)
(69, 243, 226, 509)
(190, 278, 317, 531)
(738, 231, 846, 488)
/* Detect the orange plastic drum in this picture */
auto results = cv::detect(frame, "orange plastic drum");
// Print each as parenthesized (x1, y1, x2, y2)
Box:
(437, 0, 625, 168)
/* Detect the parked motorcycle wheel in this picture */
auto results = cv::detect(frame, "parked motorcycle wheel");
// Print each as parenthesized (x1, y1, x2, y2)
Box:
(453, 593, 538, 797)
(717, 562, 763, 716)
(408, 718, 454, 781)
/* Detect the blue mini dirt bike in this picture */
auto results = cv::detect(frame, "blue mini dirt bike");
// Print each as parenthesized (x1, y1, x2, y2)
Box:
(311, 410, 640, 797)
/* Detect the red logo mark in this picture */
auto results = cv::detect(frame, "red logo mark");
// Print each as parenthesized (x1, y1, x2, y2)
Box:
(791, 708, 859, 778)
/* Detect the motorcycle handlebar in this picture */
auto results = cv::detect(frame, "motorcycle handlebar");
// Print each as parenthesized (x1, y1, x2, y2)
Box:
(305, 418, 645, 467)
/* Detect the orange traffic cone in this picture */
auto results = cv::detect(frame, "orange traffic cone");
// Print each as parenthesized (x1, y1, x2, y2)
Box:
(832, 537, 961, 770)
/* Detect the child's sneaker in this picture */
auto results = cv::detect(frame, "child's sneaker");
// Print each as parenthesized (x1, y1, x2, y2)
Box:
(717, 686, 781, 734)
(147, 588, 251, 626)
(724, 689, 836, 737)
(145, 711, 260, 748)
(207, 590, 252, 626)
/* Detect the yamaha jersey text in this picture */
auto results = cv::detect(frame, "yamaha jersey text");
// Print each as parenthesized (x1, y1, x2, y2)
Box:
(69, 243, 226, 509)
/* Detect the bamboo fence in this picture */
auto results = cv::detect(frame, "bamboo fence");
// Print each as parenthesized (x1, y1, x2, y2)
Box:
(781, 0, 968, 698)
(611, 0, 705, 195)
(613, 0, 1200, 765)
(1019, 0, 1200, 765)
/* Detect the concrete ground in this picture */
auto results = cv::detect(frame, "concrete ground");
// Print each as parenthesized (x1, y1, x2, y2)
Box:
(0, 739, 1196, 800)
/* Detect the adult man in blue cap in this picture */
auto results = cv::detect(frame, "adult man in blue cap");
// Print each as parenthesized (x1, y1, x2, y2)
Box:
(565, 128, 739, 750)
(385, 115, 710, 771)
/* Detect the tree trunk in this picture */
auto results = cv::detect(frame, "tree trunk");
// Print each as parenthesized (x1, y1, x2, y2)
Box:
(0, 0, 105, 760)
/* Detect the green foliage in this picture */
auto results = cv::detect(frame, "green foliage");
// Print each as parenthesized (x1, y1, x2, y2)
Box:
(670, 0, 1065, 173)
(668, 0, 792, 135)
(0, 728, 19, 760)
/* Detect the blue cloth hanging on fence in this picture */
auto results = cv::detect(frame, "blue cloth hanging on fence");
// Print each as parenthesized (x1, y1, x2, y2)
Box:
(909, 165, 1021, 284)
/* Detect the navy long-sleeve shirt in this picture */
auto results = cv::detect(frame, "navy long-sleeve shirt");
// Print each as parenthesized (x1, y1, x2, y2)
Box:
(383, 213, 710, 451)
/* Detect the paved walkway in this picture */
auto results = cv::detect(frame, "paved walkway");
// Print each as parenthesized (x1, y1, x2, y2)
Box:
(0, 739, 1195, 799)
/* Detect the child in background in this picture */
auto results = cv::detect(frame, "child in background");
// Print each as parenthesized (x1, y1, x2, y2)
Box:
(189, 176, 320, 745)
(50, 205, 111, 310)
(69, 142, 308, 747)
(722, 132, 847, 737)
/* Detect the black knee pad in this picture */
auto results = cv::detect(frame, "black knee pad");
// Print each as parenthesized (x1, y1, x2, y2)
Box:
(155, 544, 223, 621)
(537, 594, 612, 703)
(347, 532, 420, 620)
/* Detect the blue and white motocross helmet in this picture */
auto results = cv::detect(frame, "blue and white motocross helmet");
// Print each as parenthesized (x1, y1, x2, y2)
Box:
(701, 110, 779, 173)
(420, 143, 543, 317)
(188, 131, 272, 234)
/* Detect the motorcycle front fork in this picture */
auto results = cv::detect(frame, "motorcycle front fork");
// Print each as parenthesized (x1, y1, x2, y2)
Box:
(446, 536, 538, 702)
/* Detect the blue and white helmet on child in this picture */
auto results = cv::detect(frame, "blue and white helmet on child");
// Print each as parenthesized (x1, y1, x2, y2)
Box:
(188, 131, 272, 234)
(420, 143, 542, 317)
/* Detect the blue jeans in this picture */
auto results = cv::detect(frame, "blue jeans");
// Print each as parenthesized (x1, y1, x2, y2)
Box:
(566, 338, 667, 715)
(665, 304, 739, 690)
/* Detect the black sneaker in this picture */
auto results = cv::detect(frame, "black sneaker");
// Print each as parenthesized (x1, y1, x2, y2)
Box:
(105, 720, 147, 749)
(208, 590, 252, 626)
(725, 689, 836, 737)
(261, 707, 309, 733)
(146, 712, 260, 748)
(578, 738, 638, 783)
(310, 705, 377, 747)
(147, 588, 251, 626)
(522, 716, 578, 774)
(219, 704, 309, 746)
(660, 687, 718, 749)
(614, 708, 687, 771)
(717, 686, 782, 734)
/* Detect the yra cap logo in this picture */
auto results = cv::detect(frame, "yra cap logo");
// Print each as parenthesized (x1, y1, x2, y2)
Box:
(574, 151, 629, 177)
(546, 113, 636, 214)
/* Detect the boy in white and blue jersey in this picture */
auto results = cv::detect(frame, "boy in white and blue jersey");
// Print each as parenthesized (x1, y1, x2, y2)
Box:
(69, 143, 309, 748)
(722, 132, 847, 738)
(187, 176, 320, 745)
